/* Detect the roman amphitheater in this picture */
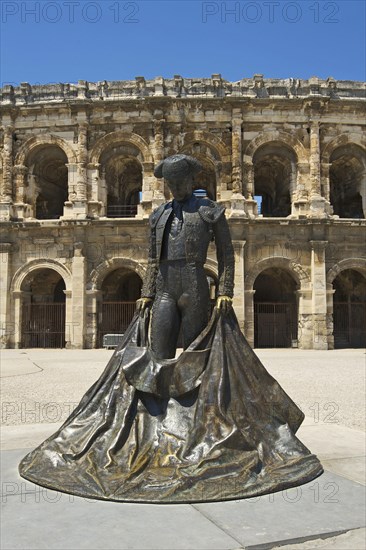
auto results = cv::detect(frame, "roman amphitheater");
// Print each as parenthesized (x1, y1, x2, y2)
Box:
(0, 75, 365, 350)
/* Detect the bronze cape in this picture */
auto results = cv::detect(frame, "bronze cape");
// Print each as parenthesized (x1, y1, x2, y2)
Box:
(19, 308, 323, 503)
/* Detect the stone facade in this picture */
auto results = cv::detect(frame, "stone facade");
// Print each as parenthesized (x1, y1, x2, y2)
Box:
(0, 75, 365, 350)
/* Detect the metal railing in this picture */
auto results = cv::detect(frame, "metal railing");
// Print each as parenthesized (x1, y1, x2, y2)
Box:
(106, 205, 138, 218)
(22, 303, 66, 348)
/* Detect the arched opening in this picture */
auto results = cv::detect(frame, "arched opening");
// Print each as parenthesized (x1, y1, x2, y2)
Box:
(254, 268, 298, 347)
(330, 145, 365, 218)
(100, 144, 143, 218)
(21, 269, 66, 348)
(192, 158, 216, 200)
(180, 142, 219, 200)
(333, 269, 366, 348)
(253, 143, 296, 217)
(26, 145, 68, 219)
(98, 268, 142, 346)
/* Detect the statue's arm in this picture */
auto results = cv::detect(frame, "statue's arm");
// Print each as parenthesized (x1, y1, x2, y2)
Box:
(213, 213, 235, 299)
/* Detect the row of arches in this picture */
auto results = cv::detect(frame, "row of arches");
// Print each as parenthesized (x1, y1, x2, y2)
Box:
(18, 265, 366, 349)
(9, 131, 366, 220)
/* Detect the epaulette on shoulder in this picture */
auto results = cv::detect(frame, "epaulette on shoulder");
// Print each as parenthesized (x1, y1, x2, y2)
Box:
(198, 199, 225, 224)
(149, 202, 171, 227)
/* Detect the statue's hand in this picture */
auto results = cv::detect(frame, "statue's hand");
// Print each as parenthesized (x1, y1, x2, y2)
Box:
(216, 295, 233, 314)
(136, 297, 153, 315)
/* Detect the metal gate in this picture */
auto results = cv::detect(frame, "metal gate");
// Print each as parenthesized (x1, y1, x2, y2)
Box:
(333, 302, 366, 348)
(22, 303, 66, 348)
(254, 302, 297, 348)
(98, 301, 136, 347)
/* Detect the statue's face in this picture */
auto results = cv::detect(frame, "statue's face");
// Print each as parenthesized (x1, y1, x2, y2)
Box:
(165, 175, 193, 202)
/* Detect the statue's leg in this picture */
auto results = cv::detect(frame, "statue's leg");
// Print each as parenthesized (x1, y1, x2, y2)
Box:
(150, 292, 181, 359)
(179, 265, 210, 349)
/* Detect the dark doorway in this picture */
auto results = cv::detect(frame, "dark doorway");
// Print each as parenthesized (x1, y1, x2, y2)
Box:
(98, 269, 142, 347)
(333, 269, 366, 348)
(22, 270, 66, 348)
(254, 268, 298, 347)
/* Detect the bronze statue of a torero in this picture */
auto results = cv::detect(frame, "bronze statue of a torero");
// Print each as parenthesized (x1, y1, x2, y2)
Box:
(136, 154, 235, 359)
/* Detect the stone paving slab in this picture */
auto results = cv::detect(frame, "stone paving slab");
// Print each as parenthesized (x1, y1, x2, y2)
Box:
(272, 528, 366, 550)
(194, 471, 365, 549)
(1, 449, 365, 550)
(1, 491, 239, 550)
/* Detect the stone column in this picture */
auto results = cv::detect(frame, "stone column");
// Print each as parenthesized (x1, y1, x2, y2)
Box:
(151, 117, 166, 207)
(0, 127, 13, 219)
(297, 288, 313, 349)
(1, 127, 13, 197)
(242, 160, 257, 218)
(140, 161, 156, 217)
(87, 162, 104, 217)
(13, 290, 26, 349)
(13, 164, 32, 219)
(0, 243, 12, 348)
(70, 242, 86, 348)
(320, 161, 332, 215)
(291, 161, 309, 217)
(62, 163, 78, 218)
(326, 286, 336, 350)
(86, 289, 102, 348)
(244, 289, 256, 347)
(63, 289, 73, 348)
(232, 240, 245, 331)
(310, 240, 328, 349)
(71, 123, 88, 218)
(229, 110, 247, 217)
(63, 126, 88, 220)
(309, 121, 327, 216)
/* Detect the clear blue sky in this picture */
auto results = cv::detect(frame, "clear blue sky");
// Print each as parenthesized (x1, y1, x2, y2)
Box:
(1, 0, 365, 86)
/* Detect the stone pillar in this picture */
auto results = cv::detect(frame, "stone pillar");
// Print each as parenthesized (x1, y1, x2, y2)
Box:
(73, 123, 88, 218)
(297, 288, 313, 349)
(326, 286, 336, 350)
(244, 289, 255, 347)
(229, 111, 247, 217)
(13, 290, 26, 349)
(0, 243, 12, 348)
(63, 126, 88, 220)
(232, 240, 245, 331)
(309, 121, 327, 216)
(63, 290, 73, 348)
(320, 161, 333, 215)
(62, 163, 77, 218)
(291, 161, 309, 217)
(86, 289, 102, 348)
(310, 240, 328, 349)
(13, 164, 32, 219)
(70, 243, 86, 348)
(152, 116, 166, 207)
(87, 162, 104, 217)
(140, 161, 156, 217)
(0, 126, 13, 219)
(242, 160, 257, 218)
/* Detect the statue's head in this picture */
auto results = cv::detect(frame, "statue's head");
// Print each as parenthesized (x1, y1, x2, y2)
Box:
(154, 154, 202, 202)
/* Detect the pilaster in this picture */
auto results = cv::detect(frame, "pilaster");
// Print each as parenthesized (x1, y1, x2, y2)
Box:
(310, 240, 328, 349)
(308, 121, 328, 217)
(0, 243, 12, 348)
(232, 240, 245, 331)
(70, 243, 86, 348)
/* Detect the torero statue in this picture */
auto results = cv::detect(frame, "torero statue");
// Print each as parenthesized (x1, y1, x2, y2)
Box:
(136, 154, 235, 359)
(19, 154, 323, 504)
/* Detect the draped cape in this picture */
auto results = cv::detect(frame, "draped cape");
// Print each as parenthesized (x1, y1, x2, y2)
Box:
(19, 309, 323, 503)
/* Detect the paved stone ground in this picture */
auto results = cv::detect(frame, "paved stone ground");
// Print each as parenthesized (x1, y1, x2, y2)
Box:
(1, 348, 365, 550)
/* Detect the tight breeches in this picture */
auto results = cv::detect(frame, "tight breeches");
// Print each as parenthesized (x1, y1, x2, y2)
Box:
(150, 261, 210, 359)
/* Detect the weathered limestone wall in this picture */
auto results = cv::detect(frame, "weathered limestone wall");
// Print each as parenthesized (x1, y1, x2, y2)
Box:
(1, 75, 365, 349)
